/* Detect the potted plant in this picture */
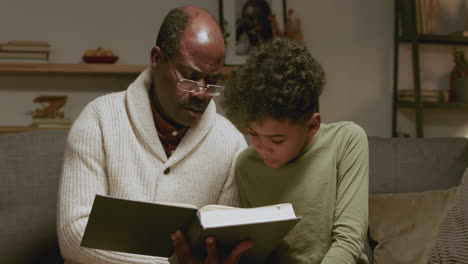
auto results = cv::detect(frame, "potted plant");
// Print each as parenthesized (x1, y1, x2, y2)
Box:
(450, 49, 468, 103)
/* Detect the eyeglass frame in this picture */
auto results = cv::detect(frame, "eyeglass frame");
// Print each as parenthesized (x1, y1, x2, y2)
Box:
(168, 60, 225, 97)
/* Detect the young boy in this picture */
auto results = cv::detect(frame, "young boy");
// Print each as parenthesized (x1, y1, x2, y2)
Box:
(222, 38, 369, 264)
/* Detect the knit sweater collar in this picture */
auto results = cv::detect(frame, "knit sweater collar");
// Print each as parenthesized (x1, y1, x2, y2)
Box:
(126, 68, 215, 164)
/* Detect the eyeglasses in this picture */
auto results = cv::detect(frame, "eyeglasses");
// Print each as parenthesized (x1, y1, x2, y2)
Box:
(169, 61, 224, 96)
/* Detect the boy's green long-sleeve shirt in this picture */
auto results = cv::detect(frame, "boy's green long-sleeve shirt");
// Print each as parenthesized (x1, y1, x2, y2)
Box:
(236, 122, 369, 264)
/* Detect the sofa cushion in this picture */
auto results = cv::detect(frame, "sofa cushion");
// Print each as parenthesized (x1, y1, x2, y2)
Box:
(368, 188, 457, 264)
(368, 137, 468, 194)
(0, 130, 68, 264)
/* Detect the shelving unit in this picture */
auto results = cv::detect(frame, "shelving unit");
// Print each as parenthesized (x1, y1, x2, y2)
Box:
(0, 63, 148, 133)
(0, 63, 237, 133)
(392, 0, 468, 138)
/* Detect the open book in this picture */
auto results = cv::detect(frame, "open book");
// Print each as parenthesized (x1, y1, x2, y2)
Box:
(81, 195, 300, 263)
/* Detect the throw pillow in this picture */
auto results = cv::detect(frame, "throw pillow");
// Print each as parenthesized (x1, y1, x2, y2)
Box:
(369, 188, 457, 264)
(426, 168, 468, 263)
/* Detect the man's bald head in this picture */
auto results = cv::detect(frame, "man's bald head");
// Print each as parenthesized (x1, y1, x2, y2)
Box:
(156, 6, 224, 60)
(151, 6, 226, 127)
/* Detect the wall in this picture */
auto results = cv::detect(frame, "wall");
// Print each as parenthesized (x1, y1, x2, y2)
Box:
(1, 0, 467, 137)
(287, 0, 467, 137)
(0, 0, 218, 126)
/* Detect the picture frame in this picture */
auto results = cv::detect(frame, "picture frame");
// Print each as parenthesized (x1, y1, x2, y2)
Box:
(219, 0, 287, 65)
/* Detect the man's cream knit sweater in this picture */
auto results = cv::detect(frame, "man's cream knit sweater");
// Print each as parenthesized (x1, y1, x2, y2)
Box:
(57, 69, 247, 264)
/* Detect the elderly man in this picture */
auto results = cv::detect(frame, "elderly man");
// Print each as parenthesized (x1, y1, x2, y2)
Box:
(57, 6, 248, 264)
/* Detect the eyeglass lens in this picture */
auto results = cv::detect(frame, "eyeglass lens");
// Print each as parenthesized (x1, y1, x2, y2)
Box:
(178, 80, 223, 95)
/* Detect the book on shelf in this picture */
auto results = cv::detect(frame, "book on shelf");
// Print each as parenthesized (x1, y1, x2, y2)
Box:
(81, 195, 301, 263)
(399, 89, 441, 96)
(32, 118, 71, 127)
(398, 96, 440, 103)
(449, 31, 468, 37)
(415, 0, 422, 34)
(0, 44, 51, 52)
(0, 51, 48, 60)
(0, 59, 49, 63)
(401, 0, 439, 35)
(33, 124, 71, 128)
(418, 0, 431, 34)
(0, 40, 51, 53)
(6, 40, 50, 46)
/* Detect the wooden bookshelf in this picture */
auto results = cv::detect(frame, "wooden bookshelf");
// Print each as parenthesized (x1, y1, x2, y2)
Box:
(0, 126, 70, 133)
(0, 63, 148, 74)
(393, 0, 468, 138)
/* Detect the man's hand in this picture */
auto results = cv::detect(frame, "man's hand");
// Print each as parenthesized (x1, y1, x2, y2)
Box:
(171, 231, 253, 264)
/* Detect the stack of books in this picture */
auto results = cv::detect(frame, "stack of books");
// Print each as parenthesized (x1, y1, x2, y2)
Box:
(0, 40, 51, 62)
(452, 31, 468, 37)
(398, 89, 444, 103)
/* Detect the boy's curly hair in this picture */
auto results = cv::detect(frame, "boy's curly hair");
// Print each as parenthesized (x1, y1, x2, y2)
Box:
(223, 38, 326, 132)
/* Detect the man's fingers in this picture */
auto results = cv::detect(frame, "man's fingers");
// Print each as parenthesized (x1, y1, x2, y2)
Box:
(174, 235, 252, 264)
(224, 240, 253, 264)
(204, 237, 219, 264)
(172, 231, 194, 264)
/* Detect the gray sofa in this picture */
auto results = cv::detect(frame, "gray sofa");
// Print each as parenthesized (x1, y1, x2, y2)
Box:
(1, 130, 467, 263)
(1, 130, 67, 264)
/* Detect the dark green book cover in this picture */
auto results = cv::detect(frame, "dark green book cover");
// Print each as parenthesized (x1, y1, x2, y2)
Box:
(81, 195, 198, 257)
(81, 195, 300, 263)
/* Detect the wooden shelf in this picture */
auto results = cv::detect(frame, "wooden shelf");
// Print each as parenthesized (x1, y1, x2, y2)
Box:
(0, 63, 148, 74)
(0, 63, 237, 76)
(398, 101, 468, 109)
(0, 126, 70, 133)
(400, 34, 468, 45)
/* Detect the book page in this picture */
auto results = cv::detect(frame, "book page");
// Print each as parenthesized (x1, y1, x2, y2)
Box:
(158, 201, 199, 210)
(199, 203, 297, 228)
(199, 204, 239, 212)
(97, 194, 199, 210)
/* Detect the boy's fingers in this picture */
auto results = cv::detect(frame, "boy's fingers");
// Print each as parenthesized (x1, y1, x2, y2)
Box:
(172, 231, 194, 264)
(224, 240, 253, 264)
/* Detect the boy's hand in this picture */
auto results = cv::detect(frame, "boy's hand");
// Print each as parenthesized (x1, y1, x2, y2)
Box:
(171, 231, 253, 264)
